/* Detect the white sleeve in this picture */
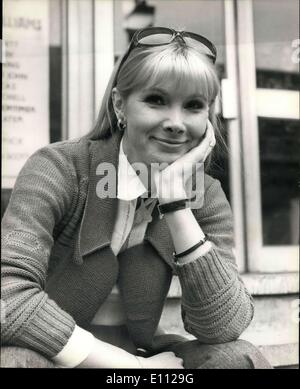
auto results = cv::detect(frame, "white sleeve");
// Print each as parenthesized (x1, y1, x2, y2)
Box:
(52, 325, 95, 368)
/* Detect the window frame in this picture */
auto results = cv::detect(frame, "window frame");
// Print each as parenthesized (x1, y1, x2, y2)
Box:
(62, 0, 95, 140)
(236, 0, 299, 272)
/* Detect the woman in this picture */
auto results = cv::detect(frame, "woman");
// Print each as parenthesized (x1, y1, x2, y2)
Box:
(1, 27, 272, 368)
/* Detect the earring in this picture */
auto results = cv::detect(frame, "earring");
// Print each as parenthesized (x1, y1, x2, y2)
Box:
(117, 117, 127, 131)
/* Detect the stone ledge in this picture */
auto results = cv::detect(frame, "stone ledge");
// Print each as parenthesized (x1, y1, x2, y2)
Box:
(241, 272, 299, 295)
(257, 343, 299, 368)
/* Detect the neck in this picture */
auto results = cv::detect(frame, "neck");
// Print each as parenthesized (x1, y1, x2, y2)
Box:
(122, 133, 154, 196)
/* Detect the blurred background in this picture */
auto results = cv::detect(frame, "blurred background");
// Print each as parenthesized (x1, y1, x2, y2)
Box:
(2, 0, 299, 368)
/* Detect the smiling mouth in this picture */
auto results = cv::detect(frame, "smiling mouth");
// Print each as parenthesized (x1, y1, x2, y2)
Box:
(151, 136, 187, 146)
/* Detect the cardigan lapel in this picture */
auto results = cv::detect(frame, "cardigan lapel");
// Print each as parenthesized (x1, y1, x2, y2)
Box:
(78, 132, 121, 257)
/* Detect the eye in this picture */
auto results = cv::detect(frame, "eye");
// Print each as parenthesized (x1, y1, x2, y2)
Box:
(185, 99, 206, 110)
(144, 94, 165, 106)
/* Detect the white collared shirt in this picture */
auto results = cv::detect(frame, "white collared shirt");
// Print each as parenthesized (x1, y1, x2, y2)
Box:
(110, 138, 153, 255)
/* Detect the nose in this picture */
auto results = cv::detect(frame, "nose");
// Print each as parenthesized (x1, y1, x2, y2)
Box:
(162, 108, 186, 136)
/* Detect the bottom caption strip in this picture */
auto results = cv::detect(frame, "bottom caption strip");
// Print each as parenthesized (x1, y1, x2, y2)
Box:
(106, 372, 194, 385)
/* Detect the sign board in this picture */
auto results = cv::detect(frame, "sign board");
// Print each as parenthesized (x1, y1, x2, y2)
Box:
(2, 0, 49, 188)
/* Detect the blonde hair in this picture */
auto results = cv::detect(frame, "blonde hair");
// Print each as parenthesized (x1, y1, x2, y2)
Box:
(85, 40, 226, 165)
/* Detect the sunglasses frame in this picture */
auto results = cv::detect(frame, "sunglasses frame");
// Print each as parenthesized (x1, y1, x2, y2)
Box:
(132, 27, 217, 63)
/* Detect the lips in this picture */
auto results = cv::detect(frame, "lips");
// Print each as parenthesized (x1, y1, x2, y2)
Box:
(151, 136, 187, 145)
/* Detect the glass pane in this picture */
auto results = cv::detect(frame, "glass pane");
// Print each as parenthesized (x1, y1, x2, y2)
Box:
(2, 0, 50, 189)
(253, 0, 299, 245)
(253, 0, 299, 90)
(259, 118, 299, 245)
(2, 0, 63, 216)
(49, 0, 63, 143)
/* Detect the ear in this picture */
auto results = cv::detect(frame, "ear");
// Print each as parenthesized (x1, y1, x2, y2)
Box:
(112, 87, 126, 119)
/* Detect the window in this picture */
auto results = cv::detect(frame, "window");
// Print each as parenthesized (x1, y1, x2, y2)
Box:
(2, 0, 63, 216)
(236, 0, 299, 272)
(1, 0, 97, 217)
(254, 0, 299, 257)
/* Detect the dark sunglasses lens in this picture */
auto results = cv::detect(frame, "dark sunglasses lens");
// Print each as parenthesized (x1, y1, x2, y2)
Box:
(138, 31, 173, 45)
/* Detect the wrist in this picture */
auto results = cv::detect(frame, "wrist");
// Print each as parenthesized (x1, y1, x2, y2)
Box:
(157, 198, 190, 219)
(158, 186, 187, 205)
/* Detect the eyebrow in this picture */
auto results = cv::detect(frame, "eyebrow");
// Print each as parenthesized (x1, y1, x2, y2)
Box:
(143, 87, 208, 102)
(142, 87, 167, 95)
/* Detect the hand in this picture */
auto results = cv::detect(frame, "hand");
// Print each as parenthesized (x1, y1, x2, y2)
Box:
(153, 120, 216, 204)
(137, 351, 184, 369)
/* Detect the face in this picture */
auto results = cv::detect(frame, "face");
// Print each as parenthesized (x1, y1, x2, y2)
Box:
(115, 79, 209, 166)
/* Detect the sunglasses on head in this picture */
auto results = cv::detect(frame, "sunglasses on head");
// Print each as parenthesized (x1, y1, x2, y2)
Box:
(114, 26, 217, 85)
(132, 27, 217, 62)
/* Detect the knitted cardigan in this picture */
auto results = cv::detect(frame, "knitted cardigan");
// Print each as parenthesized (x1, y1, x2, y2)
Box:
(1, 131, 254, 358)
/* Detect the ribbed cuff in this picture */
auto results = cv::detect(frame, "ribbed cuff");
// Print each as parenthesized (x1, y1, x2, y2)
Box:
(174, 241, 212, 265)
(15, 299, 76, 358)
(174, 247, 235, 302)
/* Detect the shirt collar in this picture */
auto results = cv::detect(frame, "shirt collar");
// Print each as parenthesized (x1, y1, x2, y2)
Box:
(117, 137, 148, 201)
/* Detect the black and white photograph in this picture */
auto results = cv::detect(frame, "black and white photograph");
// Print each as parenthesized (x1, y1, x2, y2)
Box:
(1, 0, 299, 372)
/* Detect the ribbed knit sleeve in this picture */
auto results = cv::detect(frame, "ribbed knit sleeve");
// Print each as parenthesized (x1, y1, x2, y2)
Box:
(1, 145, 77, 357)
(174, 177, 254, 343)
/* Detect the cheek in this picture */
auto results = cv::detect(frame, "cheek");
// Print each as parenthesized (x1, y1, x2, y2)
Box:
(189, 114, 208, 139)
(127, 109, 161, 134)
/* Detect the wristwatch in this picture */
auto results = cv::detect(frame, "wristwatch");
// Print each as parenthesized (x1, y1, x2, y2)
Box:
(157, 199, 189, 219)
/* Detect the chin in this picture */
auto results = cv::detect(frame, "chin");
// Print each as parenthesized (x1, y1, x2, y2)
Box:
(150, 152, 184, 165)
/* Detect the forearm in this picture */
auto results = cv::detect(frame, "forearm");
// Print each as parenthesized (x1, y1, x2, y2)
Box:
(77, 338, 140, 369)
(167, 230, 254, 342)
(163, 208, 211, 260)
(157, 174, 254, 341)
(161, 199, 253, 341)
(51, 325, 140, 368)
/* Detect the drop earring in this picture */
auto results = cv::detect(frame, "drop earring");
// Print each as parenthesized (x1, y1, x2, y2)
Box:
(117, 117, 127, 131)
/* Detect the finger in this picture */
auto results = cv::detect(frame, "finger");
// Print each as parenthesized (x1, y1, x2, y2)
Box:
(177, 120, 215, 165)
(177, 358, 185, 369)
(205, 120, 216, 147)
(203, 123, 216, 160)
(178, 357, 184, 366)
